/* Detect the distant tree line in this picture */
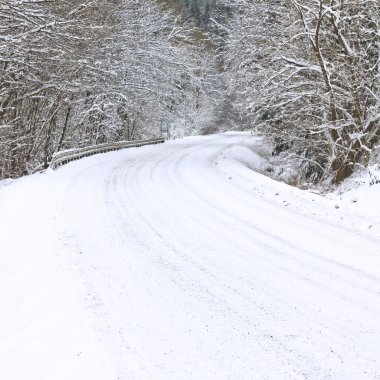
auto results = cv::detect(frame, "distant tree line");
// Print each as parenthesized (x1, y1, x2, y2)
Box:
(0, 0, 221, 179)
(1, 0, 379, 186)
(174, 0, 380, 185)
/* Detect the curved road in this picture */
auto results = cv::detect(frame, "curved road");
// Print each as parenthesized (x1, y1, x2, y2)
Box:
(1, 133, 380, 379)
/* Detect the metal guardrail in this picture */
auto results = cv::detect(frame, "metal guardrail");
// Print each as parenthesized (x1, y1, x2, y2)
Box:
(50, 138, 165, 169)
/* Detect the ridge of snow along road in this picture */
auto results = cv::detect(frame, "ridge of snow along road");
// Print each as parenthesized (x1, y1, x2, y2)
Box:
(1, 133, 380, 380)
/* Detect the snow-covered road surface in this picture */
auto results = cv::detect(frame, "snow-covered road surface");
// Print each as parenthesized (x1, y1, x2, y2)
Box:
(1, 133, 380, 380)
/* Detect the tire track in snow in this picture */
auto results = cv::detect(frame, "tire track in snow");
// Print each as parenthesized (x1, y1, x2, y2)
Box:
(122, 136, 380, 378)
(59, 134, 380, 380)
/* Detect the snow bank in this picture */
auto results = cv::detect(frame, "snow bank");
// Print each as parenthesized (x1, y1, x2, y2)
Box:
(325, 165, 380, 236)
(217, 135, 380, 239)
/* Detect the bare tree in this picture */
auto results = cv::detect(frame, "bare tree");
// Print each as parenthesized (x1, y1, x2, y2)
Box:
(0, 0, 219, 179)
(221, 0, 379, 185)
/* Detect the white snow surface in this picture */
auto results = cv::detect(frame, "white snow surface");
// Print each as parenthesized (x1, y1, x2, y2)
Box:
(1, 133, 380, 380)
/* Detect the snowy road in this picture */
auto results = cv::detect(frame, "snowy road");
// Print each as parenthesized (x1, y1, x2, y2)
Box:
(1, 133, 380, 379)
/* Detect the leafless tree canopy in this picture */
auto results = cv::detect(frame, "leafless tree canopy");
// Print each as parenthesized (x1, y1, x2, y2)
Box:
(0, 0, 221, 178)
(1, 0, 379, 185)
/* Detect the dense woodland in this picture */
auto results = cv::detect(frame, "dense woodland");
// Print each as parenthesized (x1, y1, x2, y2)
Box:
(1, 0, 379, 186)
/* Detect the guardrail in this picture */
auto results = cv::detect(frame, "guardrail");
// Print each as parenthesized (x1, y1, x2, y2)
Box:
(50, 138, 165, 170)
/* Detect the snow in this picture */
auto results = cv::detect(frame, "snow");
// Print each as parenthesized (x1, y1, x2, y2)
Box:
(1, 133, 380, 379)
(0, 172, 116, 380)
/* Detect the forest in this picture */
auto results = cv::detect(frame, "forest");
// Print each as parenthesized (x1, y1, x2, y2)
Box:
(1, 0, 379, 187)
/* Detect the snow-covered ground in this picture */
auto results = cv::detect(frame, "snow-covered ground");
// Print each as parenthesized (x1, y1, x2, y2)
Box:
(1, 133, 380, 380)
